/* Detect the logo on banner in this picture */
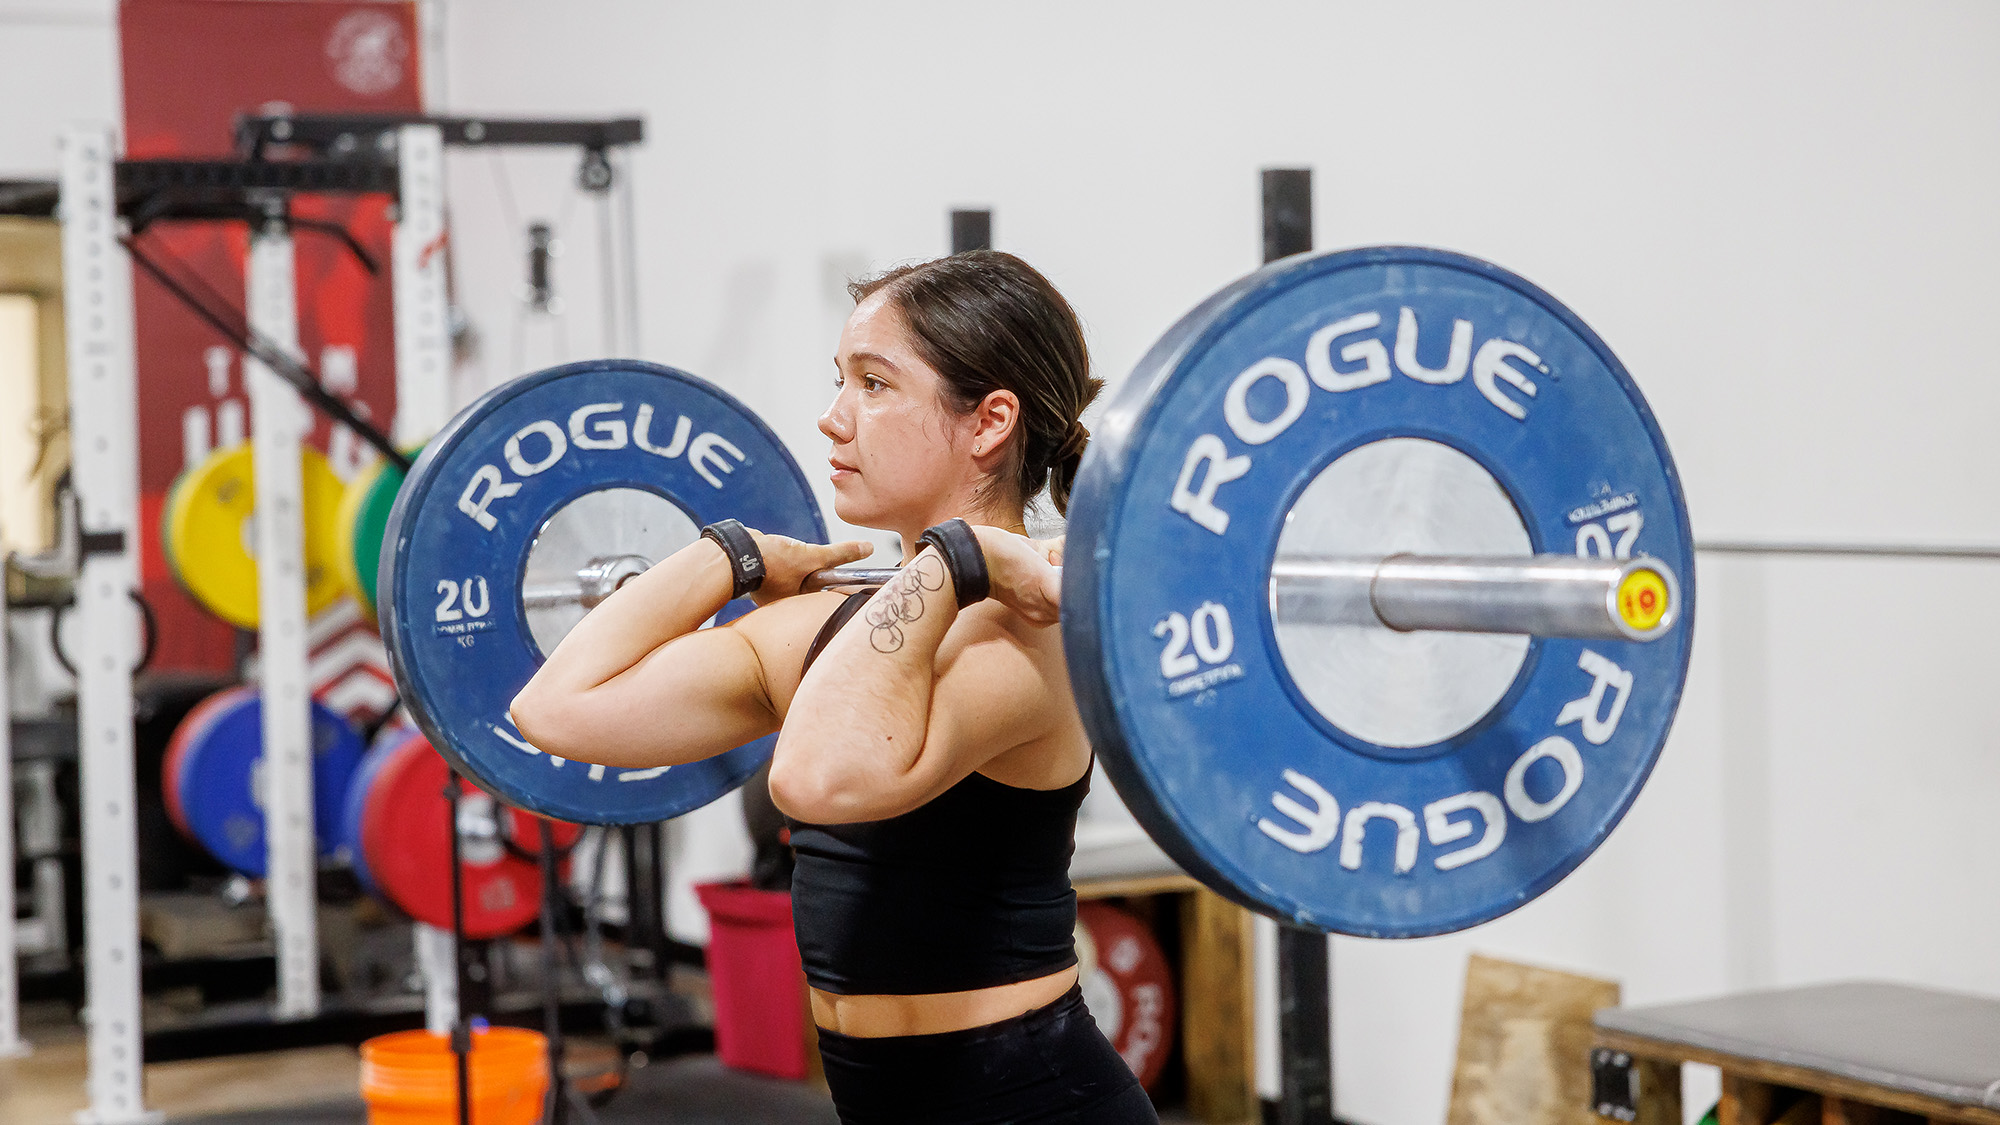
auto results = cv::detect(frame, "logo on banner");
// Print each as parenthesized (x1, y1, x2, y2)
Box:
(326, 9, 409, 97)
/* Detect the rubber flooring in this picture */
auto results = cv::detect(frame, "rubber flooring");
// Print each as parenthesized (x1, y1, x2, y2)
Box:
(170, 1053, 842, 1125)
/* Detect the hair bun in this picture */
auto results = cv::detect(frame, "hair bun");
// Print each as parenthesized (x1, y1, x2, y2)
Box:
(1055, 421, 1091, 464)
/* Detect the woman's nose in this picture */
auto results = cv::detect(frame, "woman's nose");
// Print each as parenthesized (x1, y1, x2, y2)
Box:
(819, 391, 852, 442)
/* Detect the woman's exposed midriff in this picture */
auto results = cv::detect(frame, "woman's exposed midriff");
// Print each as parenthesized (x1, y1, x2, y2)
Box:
(808, 965, 1081, 1038)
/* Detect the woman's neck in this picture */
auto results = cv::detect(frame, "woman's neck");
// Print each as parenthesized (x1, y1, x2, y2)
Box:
(897, 503, 1026, 562)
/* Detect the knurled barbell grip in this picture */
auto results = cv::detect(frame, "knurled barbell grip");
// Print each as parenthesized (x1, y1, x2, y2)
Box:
(801, 567, 902, 593)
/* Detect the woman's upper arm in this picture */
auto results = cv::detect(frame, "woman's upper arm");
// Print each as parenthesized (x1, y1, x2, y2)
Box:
(836, 625, 1063, 820)
(511, 618, 777, 769)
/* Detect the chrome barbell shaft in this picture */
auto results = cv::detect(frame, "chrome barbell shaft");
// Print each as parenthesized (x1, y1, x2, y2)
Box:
(805, 553, 1679, 642)
(535, 553, 1678, 643)
(800, 567, 902, 592)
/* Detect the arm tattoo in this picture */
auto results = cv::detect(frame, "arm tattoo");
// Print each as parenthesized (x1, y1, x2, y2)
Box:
(863, 554, 947, 654)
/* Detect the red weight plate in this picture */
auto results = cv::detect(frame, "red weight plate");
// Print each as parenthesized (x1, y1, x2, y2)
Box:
(161, 685, 256, 842)
(358, 730, 546, 939)
(1077, 902, 1178, 1092)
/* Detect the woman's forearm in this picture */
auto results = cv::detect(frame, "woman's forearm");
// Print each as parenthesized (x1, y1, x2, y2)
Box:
(515, 537, 735, 704)
(772, 549, 957, 821)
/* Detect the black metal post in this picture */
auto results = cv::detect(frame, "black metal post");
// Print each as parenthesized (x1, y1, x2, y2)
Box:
(951, 208, 993, 254)
(1262, 165, 1335, 1125)
(444, 771, 472, 1125)
(537, 820, 569, 1125)
(620, 824, 669, 981)
(1261, 168, 1313, 266)
(1275, 926, 1335, 1125)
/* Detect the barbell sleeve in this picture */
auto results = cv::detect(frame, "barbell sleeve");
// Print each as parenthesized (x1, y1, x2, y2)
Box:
(1271, 553, 1680, 642)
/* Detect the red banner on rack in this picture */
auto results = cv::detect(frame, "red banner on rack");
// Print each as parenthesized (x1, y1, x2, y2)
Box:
(120, 0, 420, 671)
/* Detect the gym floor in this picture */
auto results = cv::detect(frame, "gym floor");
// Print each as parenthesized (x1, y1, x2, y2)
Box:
(0, 1001, 1200, 1124)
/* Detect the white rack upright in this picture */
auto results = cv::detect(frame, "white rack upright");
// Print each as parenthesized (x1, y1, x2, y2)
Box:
(59, 124, 160, 1125)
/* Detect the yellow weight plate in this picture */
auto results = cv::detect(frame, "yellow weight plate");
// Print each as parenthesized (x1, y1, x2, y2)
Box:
(162, 444, 348, 629)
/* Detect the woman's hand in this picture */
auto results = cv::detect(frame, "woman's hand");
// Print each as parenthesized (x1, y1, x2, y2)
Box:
(748, 532, 874, 605)
(972, 527, 1064, 626)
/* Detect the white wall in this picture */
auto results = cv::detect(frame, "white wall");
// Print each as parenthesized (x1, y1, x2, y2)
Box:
(4, 3, 1998, 1122)
(0, 2, 118, 177)
(438, 3, 2000, 1123)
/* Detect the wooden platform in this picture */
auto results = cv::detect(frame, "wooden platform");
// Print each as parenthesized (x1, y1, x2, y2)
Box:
(1593, 982, 2000, 1125)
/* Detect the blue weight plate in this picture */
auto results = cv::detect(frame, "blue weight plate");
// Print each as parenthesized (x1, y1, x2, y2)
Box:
(341, 725, 417, 896)
(1064, 247, 1695, 937)
(379, 360, 825, 824)
(178, 692, 368, 878)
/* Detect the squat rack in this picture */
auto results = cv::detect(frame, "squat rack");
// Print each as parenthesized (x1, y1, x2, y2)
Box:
(8, 113, 645, 1124)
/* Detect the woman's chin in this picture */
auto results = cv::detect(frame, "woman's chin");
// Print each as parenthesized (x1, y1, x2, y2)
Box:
(830, 495, 885, 531)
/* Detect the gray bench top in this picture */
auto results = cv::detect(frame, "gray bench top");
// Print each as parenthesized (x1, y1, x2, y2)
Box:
(1595, 981, 2000, 1112)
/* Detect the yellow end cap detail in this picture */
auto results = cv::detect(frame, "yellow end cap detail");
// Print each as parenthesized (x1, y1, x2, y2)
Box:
(1616, 567, 1671, 633)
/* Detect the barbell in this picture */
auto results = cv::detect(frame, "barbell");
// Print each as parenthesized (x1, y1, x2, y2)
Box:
(377, 246, 1694, 937)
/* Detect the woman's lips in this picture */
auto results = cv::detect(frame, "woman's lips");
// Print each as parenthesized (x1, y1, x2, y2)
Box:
(829, 459, 856, 482)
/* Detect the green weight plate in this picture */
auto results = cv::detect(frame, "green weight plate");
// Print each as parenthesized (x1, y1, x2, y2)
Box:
(337, 448, 415, 618)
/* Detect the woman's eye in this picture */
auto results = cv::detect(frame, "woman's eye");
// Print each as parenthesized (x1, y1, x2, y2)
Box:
(863, 376, 885, 392)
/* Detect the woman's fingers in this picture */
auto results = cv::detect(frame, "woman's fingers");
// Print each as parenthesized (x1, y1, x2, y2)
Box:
(743, 535, 876, 604)
(827, 539, 874, 565)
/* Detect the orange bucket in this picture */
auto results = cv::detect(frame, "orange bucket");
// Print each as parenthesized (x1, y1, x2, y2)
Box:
(360, 1027, 549, 1125)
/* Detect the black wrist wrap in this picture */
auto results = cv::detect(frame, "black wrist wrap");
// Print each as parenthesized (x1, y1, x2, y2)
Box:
(918, 518, 990, 609)
(701, 519, 765, 598)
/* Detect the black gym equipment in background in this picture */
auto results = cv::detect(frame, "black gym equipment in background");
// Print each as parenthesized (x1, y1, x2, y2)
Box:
(1259, 166, 1343, 1125)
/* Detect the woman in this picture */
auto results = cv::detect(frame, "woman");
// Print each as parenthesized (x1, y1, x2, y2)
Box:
(510, 251, 1159, 1123)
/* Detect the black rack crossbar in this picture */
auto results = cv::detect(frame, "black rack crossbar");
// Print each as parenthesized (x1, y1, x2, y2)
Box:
(0, 179, 59, 217)
(115, 158, 399, 197)
(236, 113, 644, 158)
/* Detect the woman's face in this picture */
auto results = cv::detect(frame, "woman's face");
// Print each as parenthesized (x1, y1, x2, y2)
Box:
(819, 292, 981, 531)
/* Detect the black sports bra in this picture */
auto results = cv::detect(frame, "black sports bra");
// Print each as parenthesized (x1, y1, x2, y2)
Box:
(784, 590, 1086, 995)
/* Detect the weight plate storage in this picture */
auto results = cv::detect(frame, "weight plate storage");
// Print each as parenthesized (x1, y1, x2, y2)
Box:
(169, 687, 366, 877)
(1076, 903, 1177, 1091)
(162, 443, 349, 629)
(337, 447, 416, 617)
(355, 727, 547, 938)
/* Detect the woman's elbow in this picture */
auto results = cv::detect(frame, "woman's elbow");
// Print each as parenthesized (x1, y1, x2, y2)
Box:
(768, 752, 912, 824)
(769, 758, 865, 824)
(766, 757, 825, 822)
(508, 684, 566, 754)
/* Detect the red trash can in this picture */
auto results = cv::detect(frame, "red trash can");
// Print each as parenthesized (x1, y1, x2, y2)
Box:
(695, 880, 808, 1079)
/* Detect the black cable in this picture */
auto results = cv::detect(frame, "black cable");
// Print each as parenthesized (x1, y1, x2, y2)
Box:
(359, 695, 403, 745)
(289, 215, 381, 275)
(118, 231, 411, 473)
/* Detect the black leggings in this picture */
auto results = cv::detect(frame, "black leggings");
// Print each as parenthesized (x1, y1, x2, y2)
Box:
(814, 984, 1160, 1125)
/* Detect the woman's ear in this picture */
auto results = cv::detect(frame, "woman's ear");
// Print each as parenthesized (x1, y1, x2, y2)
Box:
(969, 389, 1021, 461)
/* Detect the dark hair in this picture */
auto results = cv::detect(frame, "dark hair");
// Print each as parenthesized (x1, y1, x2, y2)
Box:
(848, 251, 1101, 516)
